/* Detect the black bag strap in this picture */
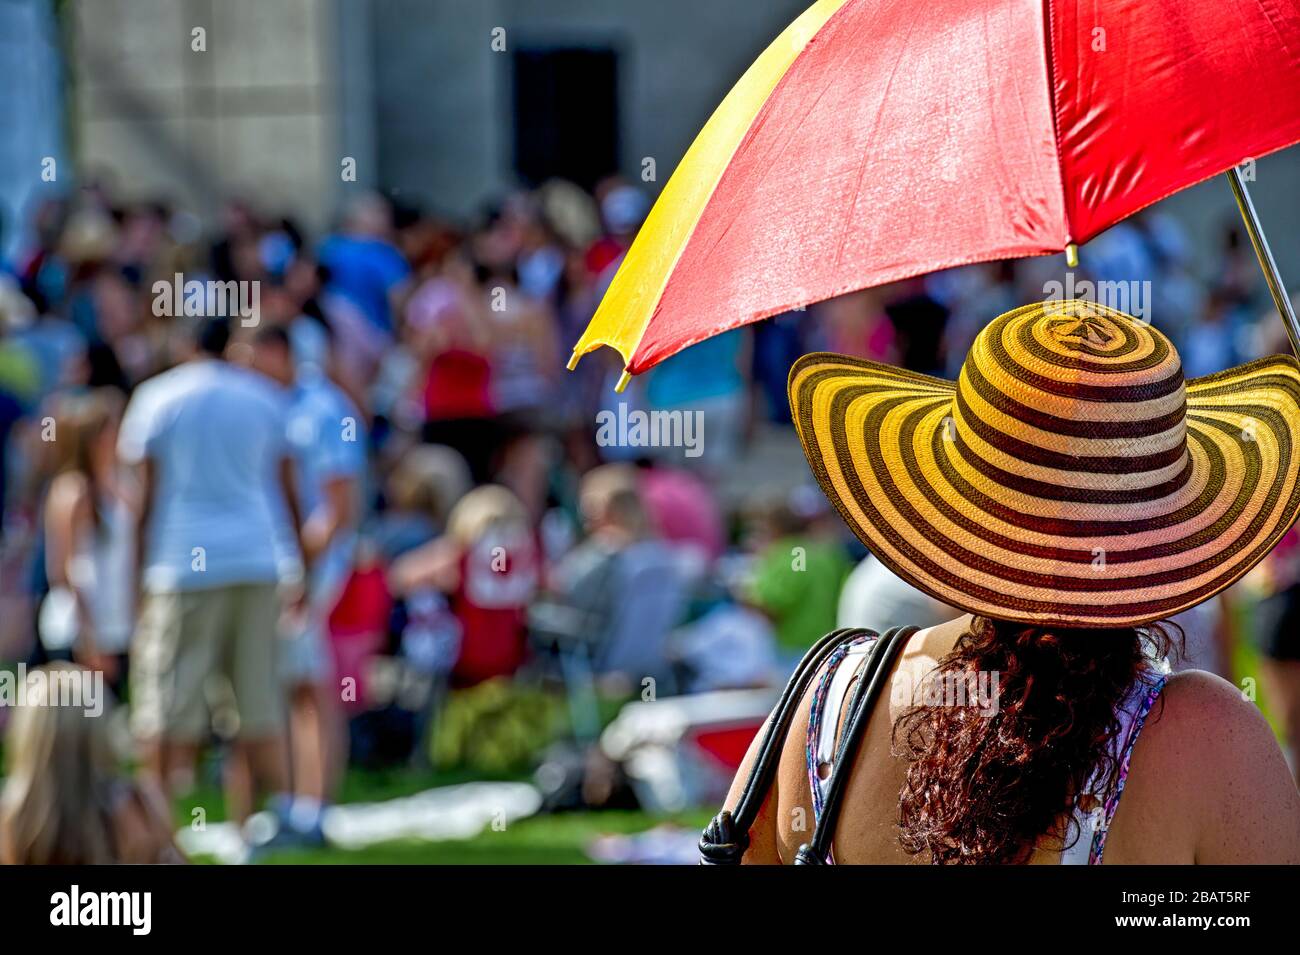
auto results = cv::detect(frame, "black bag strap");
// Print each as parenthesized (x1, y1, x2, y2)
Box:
(793, 625, 917, 865)
(698, 627, 878, 864)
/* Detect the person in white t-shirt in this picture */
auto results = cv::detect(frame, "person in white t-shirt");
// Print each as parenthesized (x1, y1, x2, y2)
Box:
(117, 316, 302, 828)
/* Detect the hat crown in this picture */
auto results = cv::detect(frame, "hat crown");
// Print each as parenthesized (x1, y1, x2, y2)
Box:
(788, 299, 1300, 629)
(954, 301, 1187, 485)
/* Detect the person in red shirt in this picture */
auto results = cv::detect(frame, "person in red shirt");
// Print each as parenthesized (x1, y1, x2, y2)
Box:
(388, 485, 539, 686)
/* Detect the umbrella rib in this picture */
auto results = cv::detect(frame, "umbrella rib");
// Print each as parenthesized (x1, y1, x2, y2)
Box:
(1040, 0, 1074, 250)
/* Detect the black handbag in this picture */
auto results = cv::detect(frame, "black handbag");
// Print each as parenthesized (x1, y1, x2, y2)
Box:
(698, 625, 917, 865)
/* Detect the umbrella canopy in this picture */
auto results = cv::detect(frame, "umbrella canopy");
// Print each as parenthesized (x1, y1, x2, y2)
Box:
(570, 0, 1300, 387)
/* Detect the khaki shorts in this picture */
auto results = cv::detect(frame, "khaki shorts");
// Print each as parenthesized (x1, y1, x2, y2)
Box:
(131, 582, 283, 742)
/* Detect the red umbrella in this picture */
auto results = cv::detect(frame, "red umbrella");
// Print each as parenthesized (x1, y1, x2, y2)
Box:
(570, 0, 1300, 389)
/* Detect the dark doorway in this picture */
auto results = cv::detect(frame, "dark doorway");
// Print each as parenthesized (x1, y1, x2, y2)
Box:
(512, 47, 619, 192)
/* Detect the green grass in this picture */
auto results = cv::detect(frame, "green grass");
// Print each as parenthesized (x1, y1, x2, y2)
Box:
(252, 809, 714, 865)
(174, 763, 527, 829)
(174, 759, 713, 865)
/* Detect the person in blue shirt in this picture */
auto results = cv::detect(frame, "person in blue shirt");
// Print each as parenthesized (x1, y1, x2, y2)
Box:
(316, 194, 410, 337)
(251, 319, 366, 846)
(644, 329, 751, 475)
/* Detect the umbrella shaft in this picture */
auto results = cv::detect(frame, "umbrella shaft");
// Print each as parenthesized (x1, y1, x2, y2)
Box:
(1227, 166, 1300, 357)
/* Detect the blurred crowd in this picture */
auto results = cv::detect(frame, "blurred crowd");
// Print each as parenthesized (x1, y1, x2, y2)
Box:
(0, 172, 1298, 862)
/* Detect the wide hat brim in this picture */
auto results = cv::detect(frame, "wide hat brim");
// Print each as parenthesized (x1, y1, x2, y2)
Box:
(790, 350, 1300, 629)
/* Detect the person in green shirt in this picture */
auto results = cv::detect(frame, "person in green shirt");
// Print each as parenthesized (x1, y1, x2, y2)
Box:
(739, 488, 850, 657)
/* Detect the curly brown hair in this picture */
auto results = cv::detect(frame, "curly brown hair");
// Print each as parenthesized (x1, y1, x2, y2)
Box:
(892, 616, 1178, 864)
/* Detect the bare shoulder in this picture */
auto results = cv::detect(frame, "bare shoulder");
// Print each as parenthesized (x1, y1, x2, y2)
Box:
(1154, 669, 1275, 746)
(911, 615, 968, 656)
(890, 616, 967, 710)
(1139, 669, 1300, 863)
(1141, 669, 1280, 772)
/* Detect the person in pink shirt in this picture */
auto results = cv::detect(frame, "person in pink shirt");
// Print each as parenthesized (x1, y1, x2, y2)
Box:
(634, 459, 724, 564)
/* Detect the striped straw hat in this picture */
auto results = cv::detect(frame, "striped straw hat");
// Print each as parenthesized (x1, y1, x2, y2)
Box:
(790, 300, 1300, 628)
